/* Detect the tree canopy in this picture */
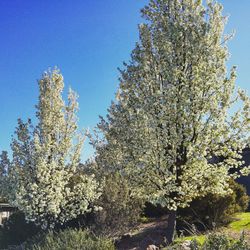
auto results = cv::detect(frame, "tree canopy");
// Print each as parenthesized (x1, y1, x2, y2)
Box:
(1, 69, 101, 229)
(93, 0, 250, 242)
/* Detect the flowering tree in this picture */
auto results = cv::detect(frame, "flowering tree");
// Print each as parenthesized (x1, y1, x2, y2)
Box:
(0, 151, 10, 202)
(94, 0, 250, 243)
(2, 69, 101, 229)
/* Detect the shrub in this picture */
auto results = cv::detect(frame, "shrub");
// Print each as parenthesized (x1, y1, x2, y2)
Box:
(25, 228, 115, 250)
(229, 232, 250, 250)
(202, 233, 249, 250)
(0, 211, 40, 248)
(167, 233, 249, 250)
(92, 173, 144, 237)
(178, 179, 249, 231)
(202, 233, 230, 250)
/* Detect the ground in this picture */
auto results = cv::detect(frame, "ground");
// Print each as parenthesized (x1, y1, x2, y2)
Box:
(116, 213, 250, 250)
(116, 216, 169, 249)
(224, 212, 250, 244)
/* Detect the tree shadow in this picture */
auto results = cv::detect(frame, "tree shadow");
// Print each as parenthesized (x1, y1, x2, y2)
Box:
(116, 217, 168, 250)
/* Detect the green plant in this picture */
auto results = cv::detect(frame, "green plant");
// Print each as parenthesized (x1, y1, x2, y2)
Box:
(229, 232, 250, 250)
(25, 228, 115, 250)
(203, 233, 250, 250)
(203, 233, 230, 250)
(167, 233, 249, 250)
(178, 180, 249, 231)
(92, 173, 144, 237)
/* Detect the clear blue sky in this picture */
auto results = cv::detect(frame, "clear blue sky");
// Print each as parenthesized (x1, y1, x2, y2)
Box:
(0, 0, 249, 161)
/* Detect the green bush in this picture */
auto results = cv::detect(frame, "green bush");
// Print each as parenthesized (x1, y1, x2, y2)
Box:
(92, 173, 144, 237)
(229, 232, 250, 250)
(0, 211, 40, 248)
(167, 233, 249, 250)
(178, 179, 249, 231)
(201, 233, 249, 250)
(25, 229, 115, 250)
(202, 233, 230, 250)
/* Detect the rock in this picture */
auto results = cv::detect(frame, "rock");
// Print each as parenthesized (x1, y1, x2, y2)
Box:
(146, 245, 159, 250)
(180, 240, 192, 250)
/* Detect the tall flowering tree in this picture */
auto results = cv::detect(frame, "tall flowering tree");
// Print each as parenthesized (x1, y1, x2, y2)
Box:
(94, 0, 250, 243)
(4, 69, 101, 229)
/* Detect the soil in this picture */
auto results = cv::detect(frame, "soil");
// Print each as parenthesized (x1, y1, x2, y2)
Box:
(116, 216, 169, 250)
(116, 216, 250, 250)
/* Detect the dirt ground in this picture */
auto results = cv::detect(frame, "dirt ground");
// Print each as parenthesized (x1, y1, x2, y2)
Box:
(116, 216, 250, 250)
(116, 216, 169, 250)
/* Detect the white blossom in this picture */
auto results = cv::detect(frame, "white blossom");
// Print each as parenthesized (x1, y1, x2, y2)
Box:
(4, 68, 101, 229)
(94, 0, 250, 211)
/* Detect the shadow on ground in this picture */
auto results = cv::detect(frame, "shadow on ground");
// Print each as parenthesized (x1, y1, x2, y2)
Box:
(116, 216, 169, 250)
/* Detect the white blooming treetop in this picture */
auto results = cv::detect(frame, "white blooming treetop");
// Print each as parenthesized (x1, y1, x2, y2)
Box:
(4, 69, 101, 229)
(0, 151, 10, 202)
(94, 0, 250, 211)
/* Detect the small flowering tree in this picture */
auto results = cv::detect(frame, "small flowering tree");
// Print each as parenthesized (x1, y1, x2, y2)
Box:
(94, 0, 250, 243)
(0, 151, 10, 202)
(3, 69, 101, 229)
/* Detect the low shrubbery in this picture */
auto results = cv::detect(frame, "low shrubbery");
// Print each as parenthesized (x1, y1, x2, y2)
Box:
(0, 180, 248, 249)
(143, 179, 249, 234)
(168, 233, 250, 250)
(92, 173, 144, 237)
(0, 211, 40, 248)
(24, 228, 115, 250)
(192, 232, 249, 250)
(178, 180, 249, 231)
(0, 217, 115, 250)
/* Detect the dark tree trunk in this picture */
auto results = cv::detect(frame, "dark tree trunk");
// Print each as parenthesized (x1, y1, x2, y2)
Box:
(166, 210, 177, 244)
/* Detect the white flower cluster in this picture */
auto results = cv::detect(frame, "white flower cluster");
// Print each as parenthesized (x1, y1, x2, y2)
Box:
(94, 0, 250, 211)
(1, 69, 101, 229)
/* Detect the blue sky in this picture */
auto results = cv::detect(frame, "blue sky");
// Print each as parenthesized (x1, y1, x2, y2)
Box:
(0, 0, 249, 161)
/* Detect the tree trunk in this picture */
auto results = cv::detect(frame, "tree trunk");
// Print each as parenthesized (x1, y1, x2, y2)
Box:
(166, 210, 177, 244)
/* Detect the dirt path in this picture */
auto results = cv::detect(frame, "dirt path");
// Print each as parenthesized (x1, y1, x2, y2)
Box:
(116, 217, 168, 250)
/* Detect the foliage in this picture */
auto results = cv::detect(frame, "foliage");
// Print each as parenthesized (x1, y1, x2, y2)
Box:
(93, 0, 250, 212)
(92, 172, 144, 237)
(0, 151, 10, 202)
(229, 233, 250, 250)
(174, 234, 205, 246)
(0, 211, 40, 248)
(144, 201, 169, 218)
(92, 0, 250, 243)
(178, 180, 249, 230)
(1, 68, 101, 229)
(200, 233, 230, 250)
(167, 233, 249, 250)
(202, 232, 249, 250)
(24, 229, 115, 250)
